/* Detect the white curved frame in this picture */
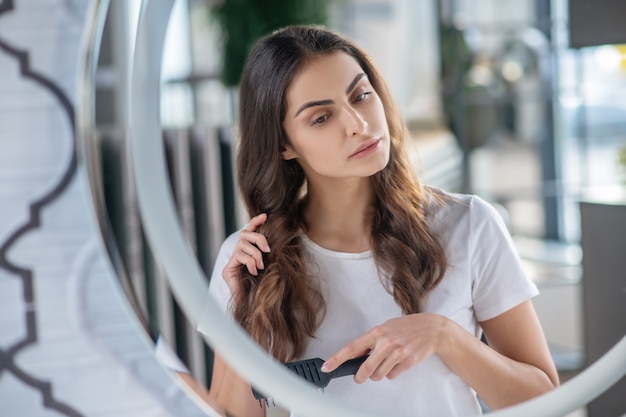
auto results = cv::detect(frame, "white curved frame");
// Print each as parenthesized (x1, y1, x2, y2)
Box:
(127, 0, 626, 416)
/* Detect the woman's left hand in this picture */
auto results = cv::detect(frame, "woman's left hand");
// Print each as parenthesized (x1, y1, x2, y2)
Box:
(321, 313, 449, 383)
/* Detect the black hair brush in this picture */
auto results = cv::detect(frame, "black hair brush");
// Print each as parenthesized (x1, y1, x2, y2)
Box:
(252, 355, 368, 407)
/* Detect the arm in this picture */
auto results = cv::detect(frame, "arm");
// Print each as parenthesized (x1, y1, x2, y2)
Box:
(322, 300, 558, 410)
(208, 352, 265, 417)
(438, 300, 559, 409)
(322, 197, 558, 407)
(440, 197, 559, 407)
(198, 213, 270, 416)
(175, 372, 216, 407)
(153, 336, 227, 410)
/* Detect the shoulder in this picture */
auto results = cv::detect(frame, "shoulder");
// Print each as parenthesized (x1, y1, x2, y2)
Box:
(425, 187, 505, 231)
(209, 231, 241, 284)
(212, 229, 244, 264)
(208, 231, 242, 312)
(219, 230, 241, 254)
(423, 187, 513, 254)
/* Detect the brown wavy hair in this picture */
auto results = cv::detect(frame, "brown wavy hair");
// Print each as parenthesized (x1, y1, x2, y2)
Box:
(233, 25, 447, 362)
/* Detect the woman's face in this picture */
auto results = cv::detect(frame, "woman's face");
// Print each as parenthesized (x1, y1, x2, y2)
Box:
(282, 52, 390, 185)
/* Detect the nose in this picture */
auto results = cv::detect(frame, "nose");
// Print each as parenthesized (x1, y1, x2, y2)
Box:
(342, 105, 368, 136)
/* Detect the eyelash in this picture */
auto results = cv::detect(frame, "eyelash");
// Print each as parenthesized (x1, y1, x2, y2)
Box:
(310, 91, 372, 126)
(311, 114, 329, 126)
(354, 91, 371, 103)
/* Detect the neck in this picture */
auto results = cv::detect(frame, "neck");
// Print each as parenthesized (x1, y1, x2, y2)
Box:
(302, 178, 374, 253)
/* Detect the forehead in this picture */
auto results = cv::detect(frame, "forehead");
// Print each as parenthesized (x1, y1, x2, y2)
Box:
(285, 52, 365, 107)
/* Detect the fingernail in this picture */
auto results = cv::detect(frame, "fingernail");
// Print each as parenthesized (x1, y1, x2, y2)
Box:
(264, 245, 271, 252)
(321, 362, 330, 372)
(259, 259, 265, 269)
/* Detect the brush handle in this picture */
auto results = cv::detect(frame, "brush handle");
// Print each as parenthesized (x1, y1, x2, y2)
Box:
(329, 355, 368, 379)
(251, 354, 368, 402)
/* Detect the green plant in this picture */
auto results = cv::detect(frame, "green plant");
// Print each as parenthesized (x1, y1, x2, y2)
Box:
(209, 0, 330, 87)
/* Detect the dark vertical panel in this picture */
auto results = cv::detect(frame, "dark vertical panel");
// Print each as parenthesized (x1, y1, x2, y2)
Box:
(141, 229, 159, 339)
(536, 0, 561, 240)
(569, 0, 626, 48)
(100, 134, 127, 266)
(218, 126, 238, 235)
(580, 201, 626, 417)
(189, 130, 211, 275)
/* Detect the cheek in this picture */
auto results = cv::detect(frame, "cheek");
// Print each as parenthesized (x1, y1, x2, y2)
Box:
(303, 139, 337, 164)
(368, 99, 388, 129)
(287, 132, 327, 162)
(295, 136, 344, 173)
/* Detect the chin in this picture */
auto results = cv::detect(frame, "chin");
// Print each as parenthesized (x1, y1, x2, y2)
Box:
(365, 157, 390, 177)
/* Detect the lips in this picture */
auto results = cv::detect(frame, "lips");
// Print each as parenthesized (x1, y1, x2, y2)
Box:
(349, 138, 381, 158)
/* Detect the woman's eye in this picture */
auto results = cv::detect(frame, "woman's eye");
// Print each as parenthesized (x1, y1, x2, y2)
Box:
(311, 114, 329, 126)
(354, 92, 371, 103)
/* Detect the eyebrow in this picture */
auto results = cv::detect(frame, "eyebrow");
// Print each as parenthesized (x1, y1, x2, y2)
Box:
(346, 73, 366, 95)
(294, 72, 367, 117)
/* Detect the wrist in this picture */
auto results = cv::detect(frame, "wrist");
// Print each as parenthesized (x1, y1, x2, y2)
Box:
(433, 314, 455, 357)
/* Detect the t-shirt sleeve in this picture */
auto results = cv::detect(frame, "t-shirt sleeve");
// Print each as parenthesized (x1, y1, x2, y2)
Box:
(470, 196, 539, 322)
(197, 231, 239, 335)
(154, 334, 190, 374)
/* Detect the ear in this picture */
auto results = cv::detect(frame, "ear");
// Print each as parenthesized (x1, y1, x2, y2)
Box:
(282, 143, 298, 160)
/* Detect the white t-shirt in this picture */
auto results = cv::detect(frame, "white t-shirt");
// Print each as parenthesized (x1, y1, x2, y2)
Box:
(204, 191, 539, 417)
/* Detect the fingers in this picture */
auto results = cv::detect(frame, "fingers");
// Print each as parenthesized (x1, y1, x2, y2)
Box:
(366, 349, 405, 382)
(322, 340, 386, 384)
(244, 212, 267, 230)
(321, 338, 371, 374)
(244, 213, 271, 252)
(224, 241, 262, 276)
(322, 316, 433, 383)
(224, 213, 271, 279)
(332, 344, 407, 384)
(240, 214, 271, 275)
(352, 346, 399, 384)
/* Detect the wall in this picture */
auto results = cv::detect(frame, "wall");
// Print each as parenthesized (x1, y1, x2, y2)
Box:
(0, 1, 207, 416)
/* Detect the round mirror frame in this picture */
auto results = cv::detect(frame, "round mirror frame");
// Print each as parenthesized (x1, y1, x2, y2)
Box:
(78, 0, 626, 416)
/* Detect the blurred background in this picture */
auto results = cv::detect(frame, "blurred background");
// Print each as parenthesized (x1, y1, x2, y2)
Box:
(1, 0, 625, 416)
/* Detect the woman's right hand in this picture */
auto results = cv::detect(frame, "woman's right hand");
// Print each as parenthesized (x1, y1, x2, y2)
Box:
(222, 213, 271, 296)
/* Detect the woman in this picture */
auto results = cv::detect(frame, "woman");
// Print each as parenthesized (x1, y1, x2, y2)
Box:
(204, 25, 558, 417)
